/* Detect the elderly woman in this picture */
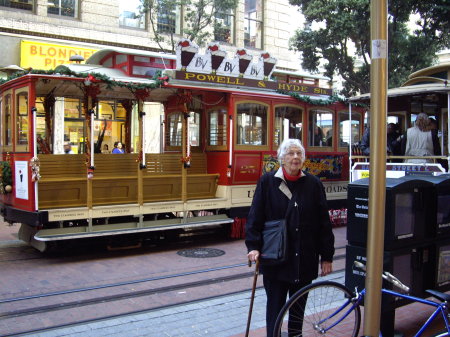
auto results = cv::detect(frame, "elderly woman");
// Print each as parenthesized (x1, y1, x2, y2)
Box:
(245, 138, 334, 337)
(401, 112, 441, 163)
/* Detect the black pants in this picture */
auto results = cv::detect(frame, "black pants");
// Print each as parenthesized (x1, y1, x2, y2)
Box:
(263, 277, 310, 337)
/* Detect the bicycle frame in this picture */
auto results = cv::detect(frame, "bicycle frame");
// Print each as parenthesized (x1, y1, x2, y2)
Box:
(318, 287, 450, 336)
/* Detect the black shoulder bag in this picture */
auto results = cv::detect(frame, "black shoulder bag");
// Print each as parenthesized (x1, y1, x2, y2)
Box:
(259, 219, 288, 265)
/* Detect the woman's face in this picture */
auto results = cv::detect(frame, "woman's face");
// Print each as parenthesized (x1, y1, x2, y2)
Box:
(283, 146, 303, 175)
(117, 142, 122, 148)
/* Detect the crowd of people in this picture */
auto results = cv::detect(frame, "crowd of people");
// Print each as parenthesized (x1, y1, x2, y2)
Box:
(359, 113, 442, 164)
(62, 141, 126, 154)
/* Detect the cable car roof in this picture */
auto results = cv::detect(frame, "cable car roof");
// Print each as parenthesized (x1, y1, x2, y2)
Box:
(348, 82, 450, 103)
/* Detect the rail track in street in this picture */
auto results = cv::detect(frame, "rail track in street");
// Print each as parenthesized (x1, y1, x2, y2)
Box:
(0, 236, 346, 336)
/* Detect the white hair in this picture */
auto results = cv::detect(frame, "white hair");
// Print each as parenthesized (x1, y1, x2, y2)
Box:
(277, 138, 305, 164)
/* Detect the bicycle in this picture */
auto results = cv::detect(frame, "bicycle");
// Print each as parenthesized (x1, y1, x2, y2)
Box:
(274, 261, 450, 337)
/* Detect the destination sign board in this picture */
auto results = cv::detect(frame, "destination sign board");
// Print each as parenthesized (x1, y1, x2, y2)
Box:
(175, 71, 332, 96)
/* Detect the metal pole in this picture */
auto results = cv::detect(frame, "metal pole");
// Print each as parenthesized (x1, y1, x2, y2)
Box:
(32, 107, 38, 211)
(349, 103, 353, 182)
(364, 1, 388, 336)
(447, 93, 450, 170)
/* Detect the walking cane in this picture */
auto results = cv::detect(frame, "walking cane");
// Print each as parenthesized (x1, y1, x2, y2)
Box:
(245, 259, 260, 337)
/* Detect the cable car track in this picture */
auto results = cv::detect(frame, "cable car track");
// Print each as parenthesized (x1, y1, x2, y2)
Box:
(3, 268, 346, 337)
(0, 249, 345, 319)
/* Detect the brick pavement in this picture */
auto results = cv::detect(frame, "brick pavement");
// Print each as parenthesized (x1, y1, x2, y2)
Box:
(1, 222, 447, 337)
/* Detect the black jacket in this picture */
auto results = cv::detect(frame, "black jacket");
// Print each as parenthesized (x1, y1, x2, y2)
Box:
(245, 169, 335, 283)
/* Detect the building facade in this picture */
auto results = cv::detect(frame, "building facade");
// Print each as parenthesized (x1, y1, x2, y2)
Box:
(0, 0, 303, 72)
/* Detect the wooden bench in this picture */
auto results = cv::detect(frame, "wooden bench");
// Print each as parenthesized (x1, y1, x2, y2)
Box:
(187, 153, 219, 200)
(37, 152, 219, 209)
(37, 154, 86, 209)
(92, 154, 139, 205)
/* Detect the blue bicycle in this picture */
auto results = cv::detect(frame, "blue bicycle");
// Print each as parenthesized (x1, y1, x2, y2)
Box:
(274, 261, 450, 336)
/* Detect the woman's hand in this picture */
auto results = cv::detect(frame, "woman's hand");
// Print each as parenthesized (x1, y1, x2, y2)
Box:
(247, 250, 260, 263)
(321, 261, 333, 276)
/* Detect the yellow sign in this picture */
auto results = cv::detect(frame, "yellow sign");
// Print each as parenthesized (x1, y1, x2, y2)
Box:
(20, 40, 98, 70)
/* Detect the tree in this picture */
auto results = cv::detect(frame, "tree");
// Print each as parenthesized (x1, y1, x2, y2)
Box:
(288, 0, 450, 96)
(141, 0, 238, 53)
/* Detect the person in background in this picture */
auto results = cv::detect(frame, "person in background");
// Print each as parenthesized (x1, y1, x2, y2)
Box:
(313, 126, 325, 146)
(245, 138, 335, 337)
(102, 144, 110, 154)
(401, 113, 440, 163)
(359, 127, 371, 156)
(359, 123, 402, 157)
(64, 141, 74, 154)
(112, 141, 125, 154)
(387, 123, 402, 156)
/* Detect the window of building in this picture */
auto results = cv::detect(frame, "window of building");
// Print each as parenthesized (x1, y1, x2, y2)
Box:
(236, 102, 267, 146)
(0, 0, 33, 11)
(244, 0, 263, 49)
(16, 92, 29, 149)
(119, 0, 145, 29)
(339, 111, 361, 148)
(208, 108, 227, 148)
(308, 108, 333, 147)
(157, 2, 181, 34)
(47, 0, 78, 18)
(274, 106, 303, 147)
(214, 9, 234, 44)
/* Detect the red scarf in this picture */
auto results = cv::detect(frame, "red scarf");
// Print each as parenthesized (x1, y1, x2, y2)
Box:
(282, 167, 301, 181)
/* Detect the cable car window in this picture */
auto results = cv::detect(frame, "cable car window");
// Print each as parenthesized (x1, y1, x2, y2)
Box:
(167, 112, 182, 147)
(3, 94, 11, 146)
(64, 98, 81, 118)
(339, 111, 361, 148)
(208, 108, 227, 147)
(274, 106, 303, 147)
(16, 92, 28, 147)
(189, 111, 201, 147)
(62, 98, 84, 154)
(97, 101, 114, 120)
(166, 111, 201, 148)
(64, 120, 84, 154)
(308, 109, 333, 147)
(236, 102, 267, 146)
(116, 103, 127, 120)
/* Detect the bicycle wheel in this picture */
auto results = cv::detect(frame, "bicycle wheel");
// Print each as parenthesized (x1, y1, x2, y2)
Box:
(274, 280, 361, 337)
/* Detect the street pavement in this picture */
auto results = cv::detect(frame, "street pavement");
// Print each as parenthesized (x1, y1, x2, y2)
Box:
(18, 269, 344, 337)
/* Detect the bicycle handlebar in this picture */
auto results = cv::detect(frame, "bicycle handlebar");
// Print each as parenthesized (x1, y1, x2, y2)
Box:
(353, 261, 410, 293)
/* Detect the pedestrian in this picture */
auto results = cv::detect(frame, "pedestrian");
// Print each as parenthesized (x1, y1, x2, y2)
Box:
(64, 141, 74, 154)
(245, 138, 335, 337)
(401, 113, 440, 163)
(112, 141, 125, 154)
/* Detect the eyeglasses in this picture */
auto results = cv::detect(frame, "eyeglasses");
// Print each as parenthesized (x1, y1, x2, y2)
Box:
(286, 151, 302, 157)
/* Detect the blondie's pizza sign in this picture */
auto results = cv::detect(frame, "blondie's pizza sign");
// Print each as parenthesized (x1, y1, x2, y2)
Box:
(175, 39, 332, 96)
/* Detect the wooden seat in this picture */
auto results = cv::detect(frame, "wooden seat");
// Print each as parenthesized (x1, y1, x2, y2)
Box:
(37, 152, 219, 209)
(37, 154, 86, 209)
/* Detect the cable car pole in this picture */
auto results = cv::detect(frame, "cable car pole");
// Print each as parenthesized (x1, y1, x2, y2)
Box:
(363, 0, 388, 336)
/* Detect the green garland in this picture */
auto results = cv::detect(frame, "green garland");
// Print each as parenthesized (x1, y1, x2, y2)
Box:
(0, 161, 12, 194)
(0, 66, 168, 90)
(278, 90, 368, 108)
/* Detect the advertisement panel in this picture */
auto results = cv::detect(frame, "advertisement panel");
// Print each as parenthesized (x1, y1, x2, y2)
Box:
(20, 40, 98, 69)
